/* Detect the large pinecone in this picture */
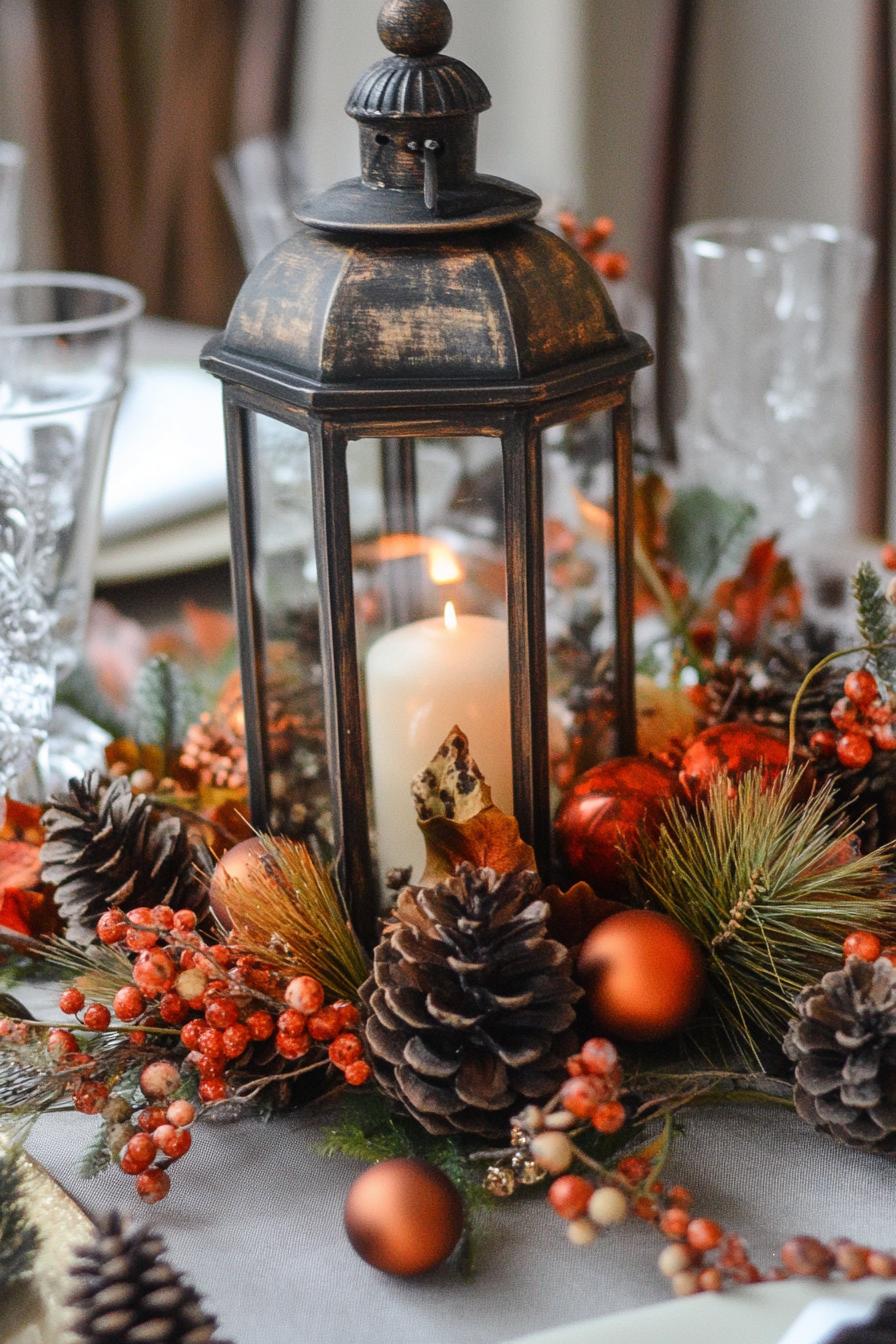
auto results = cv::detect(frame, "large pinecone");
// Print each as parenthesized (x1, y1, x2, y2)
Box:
(703, 656, 896, 849)
(67, 1211, 231, 1344)
(783, 956, 896, 1153)
(42, 772, 211, 944)
(361, 864, 582, 1138)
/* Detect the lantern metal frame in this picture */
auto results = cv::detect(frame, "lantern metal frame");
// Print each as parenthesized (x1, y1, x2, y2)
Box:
(202, 0, 652, 948)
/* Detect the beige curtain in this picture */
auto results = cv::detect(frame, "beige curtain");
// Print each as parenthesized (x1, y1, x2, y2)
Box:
(0, 0, 299, 326)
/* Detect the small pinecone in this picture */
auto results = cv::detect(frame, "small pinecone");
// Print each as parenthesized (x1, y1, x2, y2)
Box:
(783, 956, 896, 1153)
(67, 1211, 231, 1344)
(179, 711, 248, 792)
(361, 863, 582, 1138)
(41, 771, 212, 944)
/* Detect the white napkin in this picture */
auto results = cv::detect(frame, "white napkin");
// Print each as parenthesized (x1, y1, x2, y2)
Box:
(777, 1299, 875, 1344)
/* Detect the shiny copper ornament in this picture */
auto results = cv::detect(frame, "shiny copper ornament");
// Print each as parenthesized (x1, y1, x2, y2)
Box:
(678, 722, 799, 800)
(576, 909, 705, 1042)
(344, 1158, 464, 1276)
(208, 836, 271, 926)
(554, 757, 679, 898)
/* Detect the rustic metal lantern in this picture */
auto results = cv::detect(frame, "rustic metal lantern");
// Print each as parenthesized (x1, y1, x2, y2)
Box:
(202, 0, 652, 947)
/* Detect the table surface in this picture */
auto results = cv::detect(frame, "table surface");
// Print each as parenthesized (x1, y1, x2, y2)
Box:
(13, 982, 896, 1344)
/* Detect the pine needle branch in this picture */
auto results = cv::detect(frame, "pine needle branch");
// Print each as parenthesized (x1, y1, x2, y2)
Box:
(0, 1145, 39, 1292)
(852, 562, 896, 687)
(79, 1124, 112, 1180)
(631, 768, 896, 1062)
(131, 654, 199, 755)
(221, 837, 370, 1000)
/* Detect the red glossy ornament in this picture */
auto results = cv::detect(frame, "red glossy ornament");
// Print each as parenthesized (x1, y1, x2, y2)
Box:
(678, 723, 802, 800)
(344, 1158, 464, 1276)
(576, 909, 705, 1042)
(554, 757, 680, 898)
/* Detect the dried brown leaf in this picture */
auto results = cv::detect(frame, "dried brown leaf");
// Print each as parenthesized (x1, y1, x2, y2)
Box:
(412, 727, 536, 885)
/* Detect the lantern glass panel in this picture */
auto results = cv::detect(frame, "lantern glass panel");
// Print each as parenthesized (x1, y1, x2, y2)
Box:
(241, 410, 332, 847)
(543, 408, 623, 801)
(346, 433, 512, 887)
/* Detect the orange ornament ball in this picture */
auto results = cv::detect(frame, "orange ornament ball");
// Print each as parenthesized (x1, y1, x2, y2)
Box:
(576, 909, 705, 1042)
(344, 1158, 464, 1276)
(554, 758, 680, 898)
(208, 836, 270, 926)
(678, 723, 801, 800)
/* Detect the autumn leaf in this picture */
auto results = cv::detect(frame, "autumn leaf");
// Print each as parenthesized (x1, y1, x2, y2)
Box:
(542, 881, 624, 949)
(712, 537, 803, 653)
(412, 727, 536, 886)
(0, 887, 58, 938)
(0, 800, 44, 844)
(0, 840, 42, 893)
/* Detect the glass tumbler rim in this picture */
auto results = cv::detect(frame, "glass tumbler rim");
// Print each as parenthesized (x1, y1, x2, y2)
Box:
(673, 217, 876, 263)
(0, 271, 145, 339)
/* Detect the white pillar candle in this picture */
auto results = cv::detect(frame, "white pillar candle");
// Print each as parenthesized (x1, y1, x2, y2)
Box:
(365, 602, 513, 884)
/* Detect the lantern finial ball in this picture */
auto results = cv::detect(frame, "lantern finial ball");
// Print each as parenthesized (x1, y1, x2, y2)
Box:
(377, 0, 453, 58)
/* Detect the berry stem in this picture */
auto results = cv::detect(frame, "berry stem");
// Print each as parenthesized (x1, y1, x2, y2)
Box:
(787, 643, 881, 761)
(7, 1017, 181, 1037)
(147, 795, 238, 844)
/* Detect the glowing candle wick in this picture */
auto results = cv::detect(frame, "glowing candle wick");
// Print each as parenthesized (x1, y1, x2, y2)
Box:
(443, 600, 458, 631)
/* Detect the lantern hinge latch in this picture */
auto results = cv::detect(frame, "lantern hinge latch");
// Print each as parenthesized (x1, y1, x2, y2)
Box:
(408, 138, 443, 214)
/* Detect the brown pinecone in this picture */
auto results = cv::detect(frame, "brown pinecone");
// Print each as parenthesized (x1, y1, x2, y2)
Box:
(361, 863, 582, 1138)
(703, 657, 896, 849)
(67, 1211, 231, 1344)
(179, 711, 248, 792)
(783, 956, 896, 1153)
(41, 772, 212, 945)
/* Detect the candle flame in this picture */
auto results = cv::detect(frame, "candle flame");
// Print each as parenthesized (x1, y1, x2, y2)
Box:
(428, 545, 463, 586)
(352, 533, 464, 586)
(443, 600, 458, 631)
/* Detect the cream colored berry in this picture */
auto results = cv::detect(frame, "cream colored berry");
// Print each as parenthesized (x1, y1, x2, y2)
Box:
(543, 1109, 575, 1130)
(567, 1218, 598, 1246)
(530, 1131, 573, 1174)
(587, 1185, 628, 1227)
(672, 1269, 701, 1297)
(658, 1243, 694, 1278)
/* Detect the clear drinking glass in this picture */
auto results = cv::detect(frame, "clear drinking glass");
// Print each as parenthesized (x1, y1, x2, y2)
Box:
(0, 273, 143, 781)
(0, 449, 54, 801)
(674, 220, 875, 550)
(0, 141, 26, 270)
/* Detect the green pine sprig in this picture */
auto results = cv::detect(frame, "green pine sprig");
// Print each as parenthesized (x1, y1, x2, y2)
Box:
(0, 1146, 39, 1293)
(131, 654, 200, 755)
(852, 561, 896, 688)
(631, 768, 896, 1063)
(79, 1124, 112, 1180)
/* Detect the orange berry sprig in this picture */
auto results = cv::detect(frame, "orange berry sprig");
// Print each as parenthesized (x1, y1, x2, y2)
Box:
(46, 905, 371, 1202)
(809, 664, 896, 769)
(555, 210, 630, 282)
(478, 1037, 896, 1295)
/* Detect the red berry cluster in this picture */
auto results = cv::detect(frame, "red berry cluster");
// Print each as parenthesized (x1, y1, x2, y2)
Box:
(556, 212, 630, 281)
(810, 667, 896, 770)
(505, 1039, 896, 1296)
(558, 1037, 626, 1134)
(46, 904, 371, 1201)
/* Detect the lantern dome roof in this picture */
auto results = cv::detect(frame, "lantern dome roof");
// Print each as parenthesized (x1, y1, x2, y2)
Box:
(346, 54, 491, 121)
(216, 220, 629, 388)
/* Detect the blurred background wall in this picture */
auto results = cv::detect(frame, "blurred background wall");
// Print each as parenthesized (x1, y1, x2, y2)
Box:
(0, 0, 893, 526)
